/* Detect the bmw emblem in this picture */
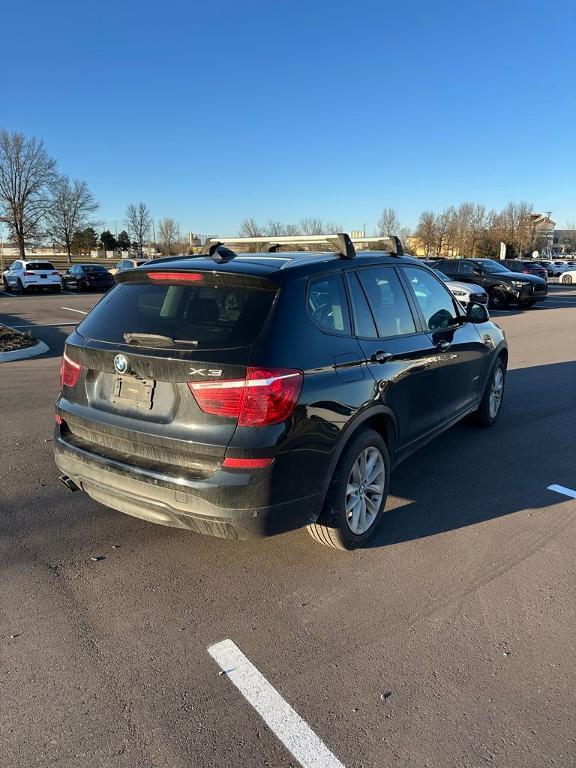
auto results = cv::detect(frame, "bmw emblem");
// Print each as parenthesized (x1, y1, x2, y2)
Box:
(114, 354, 130, 375)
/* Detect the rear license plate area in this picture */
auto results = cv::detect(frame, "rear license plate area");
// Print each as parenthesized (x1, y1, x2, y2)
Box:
(40, 274, 47, 279)
(111, 376, 155, 410)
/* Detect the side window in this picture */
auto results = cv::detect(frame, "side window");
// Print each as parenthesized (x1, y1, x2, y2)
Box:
(348, 273, 378, 337)
(307, 274, 350, 334)
(356, 267, 416, 338)
(403, 267, 460, 331)
(9, 261, 17, 270)
(460, 262, 481, 276)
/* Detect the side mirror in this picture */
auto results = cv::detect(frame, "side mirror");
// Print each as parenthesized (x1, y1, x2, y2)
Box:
(466, 301, 490, 323)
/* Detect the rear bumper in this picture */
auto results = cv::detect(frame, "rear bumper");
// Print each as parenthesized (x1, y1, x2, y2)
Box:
(54, 434, 320, 539)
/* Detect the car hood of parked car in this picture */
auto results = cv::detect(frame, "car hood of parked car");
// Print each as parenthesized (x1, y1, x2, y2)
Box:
(446, 279, 485, 294)
(498, 270, 546, 285)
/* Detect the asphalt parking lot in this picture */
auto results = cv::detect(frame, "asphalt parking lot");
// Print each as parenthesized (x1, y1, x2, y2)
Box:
(1, 286, 575, 768)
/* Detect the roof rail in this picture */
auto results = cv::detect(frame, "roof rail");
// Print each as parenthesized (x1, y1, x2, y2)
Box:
(201, 233, 404, 259)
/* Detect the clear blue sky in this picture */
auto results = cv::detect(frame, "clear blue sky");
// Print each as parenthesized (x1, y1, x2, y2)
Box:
(3, 0, 576, 236)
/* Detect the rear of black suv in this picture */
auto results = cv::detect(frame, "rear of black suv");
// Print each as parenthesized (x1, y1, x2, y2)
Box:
(54, 263, 324, 539)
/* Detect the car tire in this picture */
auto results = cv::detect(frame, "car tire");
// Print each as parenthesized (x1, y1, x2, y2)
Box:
(2, 277, 11, 292)
(51, 285, 62, 293)
(307, 428, 390, 550)
(475, 358, 506, 428)
(519, 298, 536, 307)
(489, 287, 509, 309)
(18, 279, 27, 294)
(562, 274, 573, 284)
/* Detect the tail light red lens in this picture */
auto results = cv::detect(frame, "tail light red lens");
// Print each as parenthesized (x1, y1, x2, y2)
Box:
(60, 352, 81, 388)
(222, 457, 273, 468)
(51, 271, 60, 276)
(189, 367, 303, 426)
(24, 271, 35, 276)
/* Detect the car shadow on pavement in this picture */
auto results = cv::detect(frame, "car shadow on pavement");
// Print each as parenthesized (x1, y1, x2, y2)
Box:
(367, 360, 576, 549)
(0, 309, 71, 359)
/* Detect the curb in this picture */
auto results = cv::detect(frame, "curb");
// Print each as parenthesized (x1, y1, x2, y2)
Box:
(0, 325, 49, 362)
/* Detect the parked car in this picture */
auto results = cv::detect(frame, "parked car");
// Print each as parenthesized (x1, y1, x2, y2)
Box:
(2, 259, 62, 293)
(54, 235, 508, 550)
(501, 259, 547, 281)
(537, 261, 564, 277)
(436, 258, 547, 309)
(109, 258, 150, 276)
(61, 264, 115, 291)
(560, 269, 576, 284)
(432, 269, 488, 306)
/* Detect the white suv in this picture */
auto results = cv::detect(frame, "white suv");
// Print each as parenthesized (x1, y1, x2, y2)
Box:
(2, 260, 62, 293)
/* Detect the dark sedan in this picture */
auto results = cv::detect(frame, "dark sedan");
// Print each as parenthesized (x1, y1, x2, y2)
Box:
(62, 264, 115, 292)
(501, 259, 547, 281)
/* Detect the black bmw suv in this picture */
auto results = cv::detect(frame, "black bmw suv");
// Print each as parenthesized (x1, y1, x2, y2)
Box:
(436, 258, 547, 309)
(54, 234, 508, 549)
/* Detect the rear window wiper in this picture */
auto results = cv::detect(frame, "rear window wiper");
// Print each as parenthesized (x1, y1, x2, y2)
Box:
(123, 333, 198, 347)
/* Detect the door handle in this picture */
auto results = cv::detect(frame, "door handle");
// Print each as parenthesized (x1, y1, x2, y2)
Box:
(370, 350, 393, 364)
(436, 340, 451, 352)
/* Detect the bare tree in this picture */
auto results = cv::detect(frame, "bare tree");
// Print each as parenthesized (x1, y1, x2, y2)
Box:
(299, 217, 324, 235)
(414, 210, 437, 255)
(158, 217, 180, 255)
(377, 208, 400, 236)
(44, 176, 99, 262)
(0, 129, 57, 258)
(264, 220, 286, 236)
(239, 217, 262, 237)
(126, 202, 152, 256)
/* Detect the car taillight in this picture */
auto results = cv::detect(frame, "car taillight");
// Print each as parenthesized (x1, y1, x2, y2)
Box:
(24, 271, 35, 276)
(60, 352, 81, 388)
(188, 367, 303, 426)
(51, 271, 59, 276)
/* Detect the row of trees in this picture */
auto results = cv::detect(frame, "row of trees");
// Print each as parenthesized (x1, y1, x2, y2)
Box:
(238, 217, 344, 238)
(413, 202, 549, 258)
(0, 129, 183, 260)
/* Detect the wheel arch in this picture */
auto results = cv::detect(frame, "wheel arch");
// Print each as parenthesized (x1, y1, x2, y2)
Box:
(315, 406, 398, 519)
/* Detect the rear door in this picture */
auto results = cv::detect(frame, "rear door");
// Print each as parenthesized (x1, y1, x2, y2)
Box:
(400, 265, 490, 420)
(60, 269, 279, 476)
(345, 265, 442, 449)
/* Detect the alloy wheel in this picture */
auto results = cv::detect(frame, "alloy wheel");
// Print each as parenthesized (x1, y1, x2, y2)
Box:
(489, 366, 504, 419)
(345, 447, 385, 534)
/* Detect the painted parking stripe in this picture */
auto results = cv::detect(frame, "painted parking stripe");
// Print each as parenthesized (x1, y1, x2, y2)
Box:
(61, 306, 88, 315)
(548, 484, 576, 499)
(208, 639, 346, 768)
(0, 290, 15, 297)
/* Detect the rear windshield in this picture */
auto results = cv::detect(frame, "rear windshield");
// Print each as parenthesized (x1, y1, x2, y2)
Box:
(77, 277, 278, 348)
(26, 262, 54, 270)
(83, 265, 109, 273)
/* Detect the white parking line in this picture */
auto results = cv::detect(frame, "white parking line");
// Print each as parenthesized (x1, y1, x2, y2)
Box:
(0, 290, 15, 297)
(61, 306, 88, 315)
(208, 639, 346, 768)
(548, 484, 576, 499)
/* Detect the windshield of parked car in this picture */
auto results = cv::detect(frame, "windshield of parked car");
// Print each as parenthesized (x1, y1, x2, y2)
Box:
(433, 269, 450, 283)
(474, 259, 513, 274)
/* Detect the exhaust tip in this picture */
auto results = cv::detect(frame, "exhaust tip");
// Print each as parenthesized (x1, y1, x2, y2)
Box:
(59, 474, 80, 492)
